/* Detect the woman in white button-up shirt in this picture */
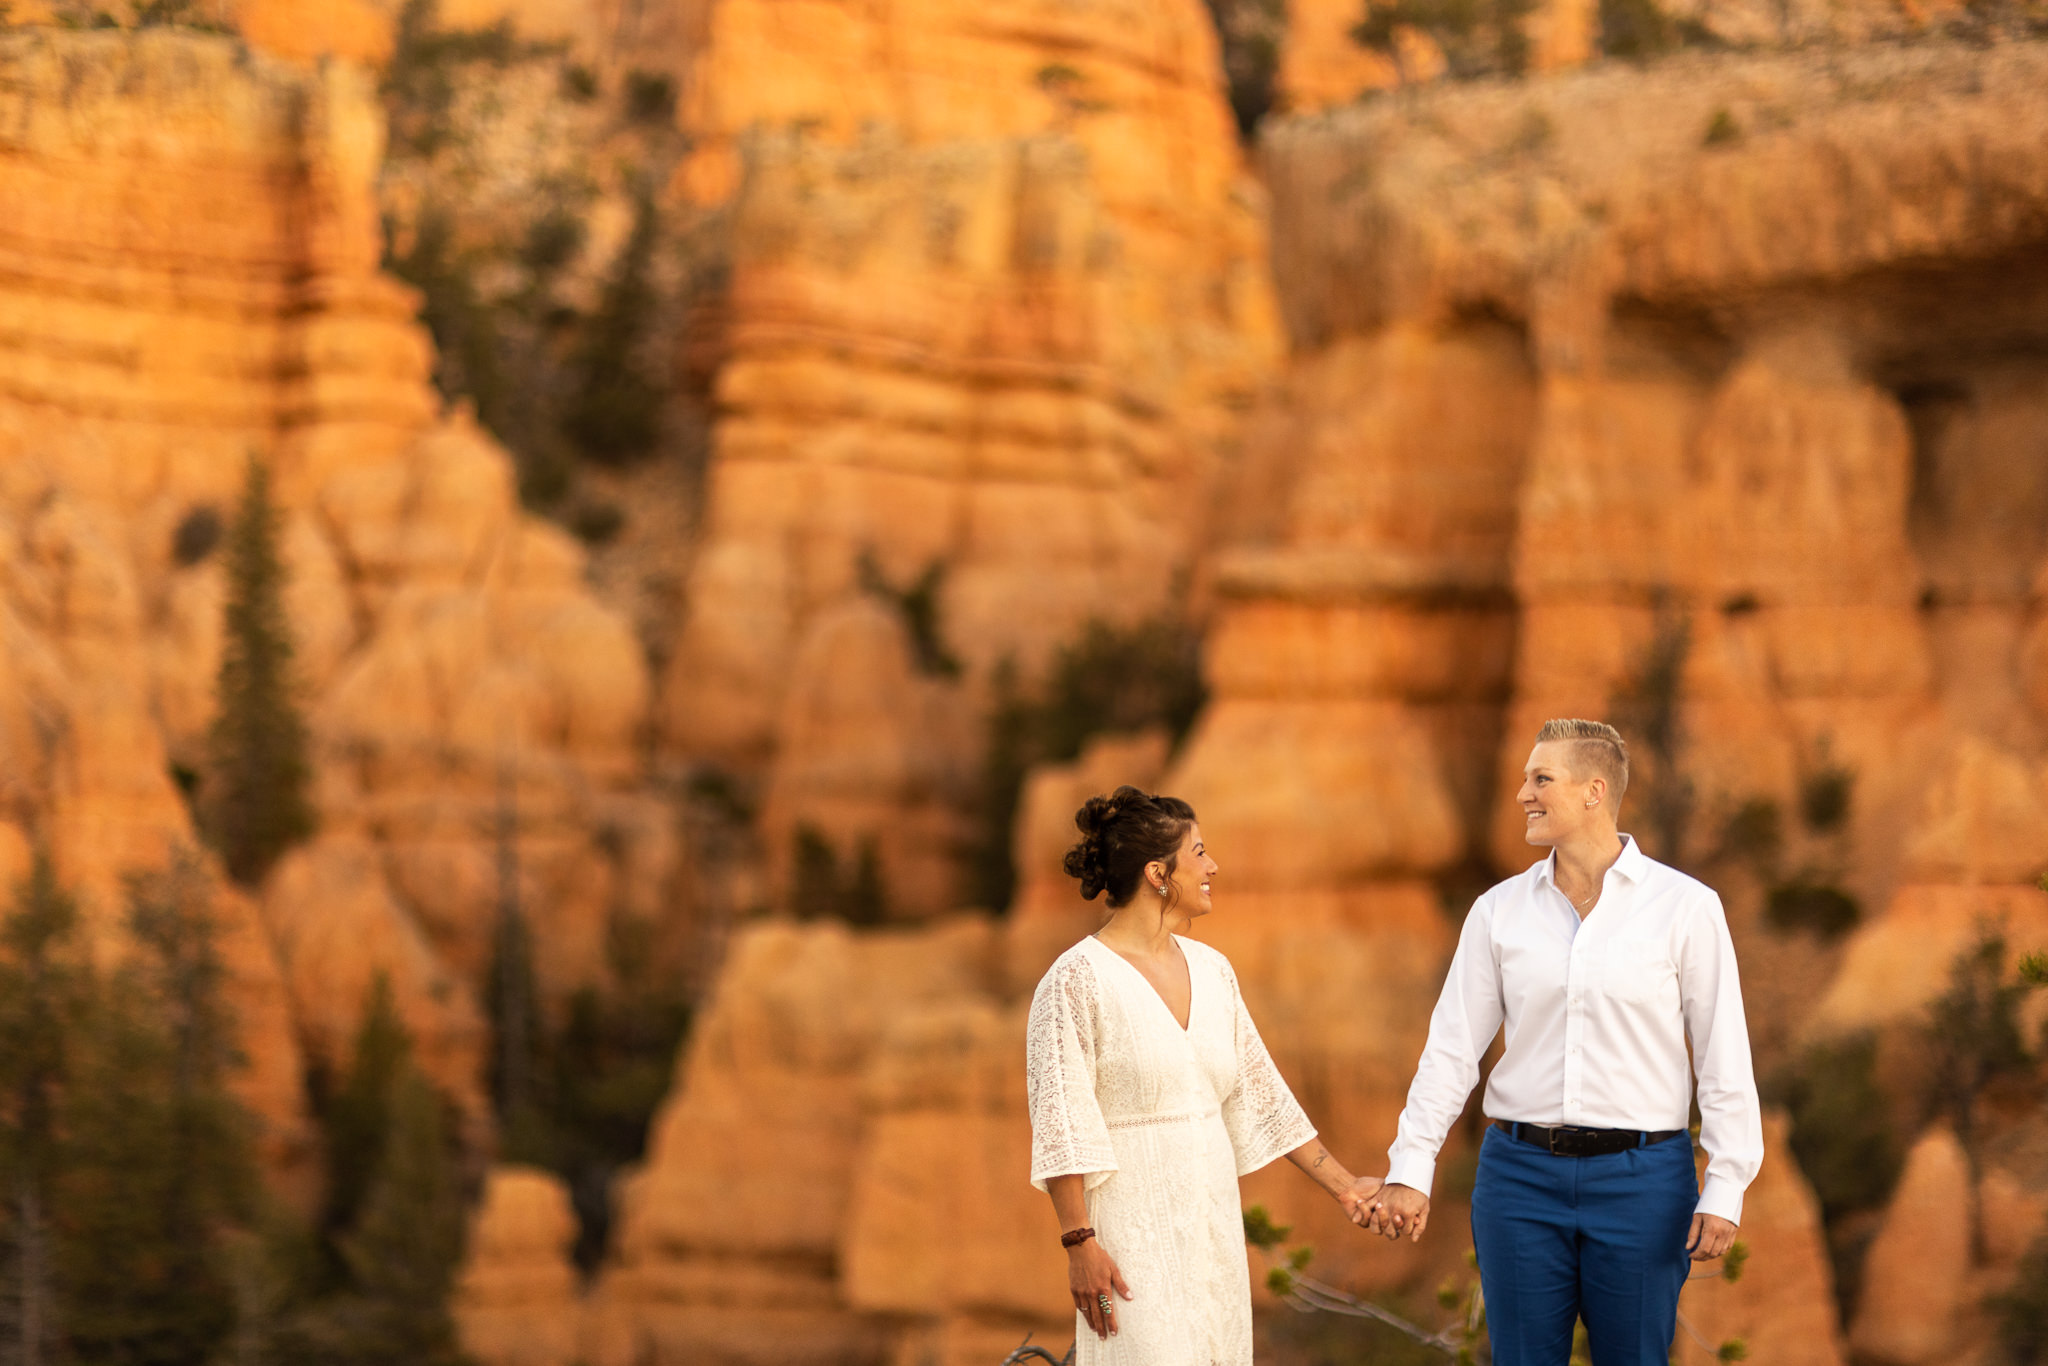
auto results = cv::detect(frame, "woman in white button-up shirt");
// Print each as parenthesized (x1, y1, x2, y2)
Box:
(1366, 719, 1763, 1366)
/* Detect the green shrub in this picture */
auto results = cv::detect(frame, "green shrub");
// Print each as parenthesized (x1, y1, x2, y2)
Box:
(569, 500, 625, 546)
(1725, 752, 1859, 938)
(1201, 0, 1286, 139)
(562, 193, 665, 467)
(523, 911, 693, 1270)
(790, 825, 889, 926)
(1764, 881, 1860, 937)
(1609, 613, 1693, 865)
(1599, 0, 1675, 57)
(521, 208, 586, 278)
(1925, 930, 2035, 1148)
(623, 69, 676, 124)
(383, 0, 545, 157)
(1996, 1227, 2048, 1364)
(561, 63, 598, 101)
(1771, 1032, 1904, 1320)
(1702, 107, 1742, 146)
(971, 616, 1206, 912)
(858, 553, 961, 678)
(172, 503, 223, 566)
(1774, 1033, 1903, 1223)
(1799, 760, 1854, 833)
(1352, 0, 1536, 78)
(1717, 797, 1783, 872)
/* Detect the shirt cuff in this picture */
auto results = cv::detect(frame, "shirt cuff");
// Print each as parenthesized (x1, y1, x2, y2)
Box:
(1696, 1173, 1745, 1225)
(1385, 1149, 1437, 1199)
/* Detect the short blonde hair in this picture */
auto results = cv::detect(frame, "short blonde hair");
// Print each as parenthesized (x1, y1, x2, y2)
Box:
(1534, 718, 1629, 803)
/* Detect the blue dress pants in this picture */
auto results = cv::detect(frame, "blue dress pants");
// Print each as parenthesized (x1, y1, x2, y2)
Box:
(1470, 1124, 1697, 1366)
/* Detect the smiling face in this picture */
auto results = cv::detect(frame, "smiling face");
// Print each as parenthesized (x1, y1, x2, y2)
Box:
(1517, 741, 1609, 847)
(1151, 822, 1218, 918)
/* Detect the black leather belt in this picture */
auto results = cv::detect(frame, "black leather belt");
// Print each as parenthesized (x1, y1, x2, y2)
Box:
(1494, 1120, 1684, 1157)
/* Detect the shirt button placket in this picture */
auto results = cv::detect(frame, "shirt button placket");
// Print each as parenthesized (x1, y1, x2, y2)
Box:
(1564, 908, 1585, 1124)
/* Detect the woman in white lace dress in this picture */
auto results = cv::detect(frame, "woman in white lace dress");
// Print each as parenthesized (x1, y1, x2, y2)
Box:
(1026, 786, 1380, 1364)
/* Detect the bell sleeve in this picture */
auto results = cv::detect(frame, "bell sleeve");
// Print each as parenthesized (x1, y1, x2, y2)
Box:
(1217, 954, 1315, 1176)
(1026, 954, 1119, 1193)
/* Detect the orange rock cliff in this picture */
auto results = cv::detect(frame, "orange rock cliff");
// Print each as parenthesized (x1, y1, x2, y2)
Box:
(0, 26, 669, 1182)
(5, 4, 2048, 1366)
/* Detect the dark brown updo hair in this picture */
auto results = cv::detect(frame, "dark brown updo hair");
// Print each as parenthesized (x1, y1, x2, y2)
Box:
(1062, 785, 1197, 908)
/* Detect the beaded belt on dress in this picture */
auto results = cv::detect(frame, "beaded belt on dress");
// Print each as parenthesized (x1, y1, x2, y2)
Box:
(1105, 1106, 1222, 1131)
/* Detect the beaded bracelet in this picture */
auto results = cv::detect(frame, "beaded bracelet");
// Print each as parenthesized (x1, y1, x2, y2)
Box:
(1060, 1226, 1096, 1249)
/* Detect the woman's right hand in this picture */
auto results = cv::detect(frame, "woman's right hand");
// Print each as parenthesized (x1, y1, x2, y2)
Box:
(1068, 1237, 1132, 1339)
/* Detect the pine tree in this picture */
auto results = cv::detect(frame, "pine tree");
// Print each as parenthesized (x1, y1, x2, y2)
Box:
(317, 1070, 470, 1366)
(0, 852, 85, 1366)
(561, 191, 663, 465)
(485, 769, 551, 1166)
(288, 980, 472, 1366)
(204, 457, 315, 887)
(315, 977, 412, 1250)
(56, 852, 258, 1365)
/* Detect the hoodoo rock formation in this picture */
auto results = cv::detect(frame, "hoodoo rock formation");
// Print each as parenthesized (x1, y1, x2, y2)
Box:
(1261, 39, 2048, 1066)
(660, 0, 1284, 917)
(0, 28, 667, 1142)
(8, 5, 2048, 1366)
(606, 25, 2048, 1366)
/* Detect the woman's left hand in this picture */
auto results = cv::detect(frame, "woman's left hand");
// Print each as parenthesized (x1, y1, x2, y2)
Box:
(1687, 1213, 1737, 1260)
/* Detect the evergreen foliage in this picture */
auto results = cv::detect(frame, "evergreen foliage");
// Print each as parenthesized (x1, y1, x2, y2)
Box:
(788, 828, 890, 927)
(471, 761, 694, 1269)
(1924, 931, 2036, 1150)
(972, 616, 1207, 913)
(1201, 0, 1285, 139)
(291, 1073, 470, 1366)
(173, 504, 224, 567)
(1716, 754, 1861, 938)
(1351, 0, 1535, 78)
(1597, 0, 1675, 58)
(858, 553, 962, 678)
(314, 978, 415, 1251)
(539, 933, 692, 1270)
(1608, 613, 1694, 865)
(384, 0, 547, 158)
(622, 70, 677, 125)
(0, 850, 267, 1366)
(57, 854, 258, 1365)
(0, 851, 85, 1366)
(481, 902, 692, 1269)
(1773, 1034, 1903, 1224)
(485, 785, 547, 1165)
(562, 191, 666, 467)
(204, 458, 315, 888)
(1996, 1226, 2048, 1365)
(288, 979, 473, 1366)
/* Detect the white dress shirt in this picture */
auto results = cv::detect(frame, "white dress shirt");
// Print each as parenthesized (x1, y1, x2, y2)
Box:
(1385, 835, 1764, 1224)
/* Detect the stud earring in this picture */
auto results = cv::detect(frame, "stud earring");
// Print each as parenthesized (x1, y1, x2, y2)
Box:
(1158, 884, 1168, 897)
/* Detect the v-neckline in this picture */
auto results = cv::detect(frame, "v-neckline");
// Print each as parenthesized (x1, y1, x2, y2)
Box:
(1090, 934, 1195, 1033)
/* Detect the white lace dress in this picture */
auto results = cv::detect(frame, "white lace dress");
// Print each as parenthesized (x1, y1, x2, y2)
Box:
(1027, 934, 1316, 1365)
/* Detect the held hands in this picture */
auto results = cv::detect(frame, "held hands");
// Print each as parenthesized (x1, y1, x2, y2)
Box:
(1365, 1182, 1431, 1243)
(1688, 1213, 1737, 1261)
(1067, 1237, 1131, 1340)
(1337, 1175, 1383, 1227)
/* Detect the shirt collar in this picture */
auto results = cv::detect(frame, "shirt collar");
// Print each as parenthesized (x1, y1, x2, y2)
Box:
(1536, 834, 1646, 886)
